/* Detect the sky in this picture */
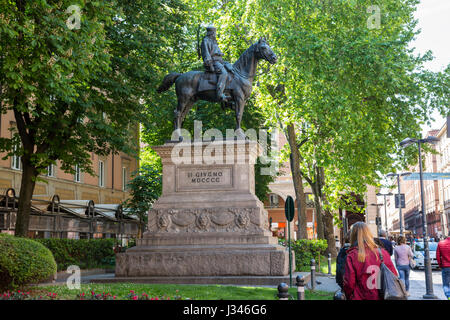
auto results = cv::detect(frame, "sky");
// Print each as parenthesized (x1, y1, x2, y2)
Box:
(412, 0, 450, 134)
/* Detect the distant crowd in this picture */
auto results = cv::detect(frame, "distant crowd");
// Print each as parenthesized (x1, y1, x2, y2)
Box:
(335, 222, 450, 300)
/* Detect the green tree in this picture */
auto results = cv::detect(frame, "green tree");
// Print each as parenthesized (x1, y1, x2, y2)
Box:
(207, 0, 449, 255)
(123, 164, 162, 238)
(0, 0, 189, 236)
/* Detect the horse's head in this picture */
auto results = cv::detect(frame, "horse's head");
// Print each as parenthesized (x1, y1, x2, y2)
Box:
(255, 37, 277, 64)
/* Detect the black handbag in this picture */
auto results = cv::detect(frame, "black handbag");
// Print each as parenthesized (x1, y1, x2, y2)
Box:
(378, 248, 408, 300)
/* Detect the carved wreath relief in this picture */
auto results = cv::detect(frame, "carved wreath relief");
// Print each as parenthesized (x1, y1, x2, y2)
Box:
(151, 207, 262, 233)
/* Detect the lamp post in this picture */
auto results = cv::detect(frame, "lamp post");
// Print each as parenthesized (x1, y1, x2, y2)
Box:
(370, 203, 383, 237)
(400, 136, 439, 299)
(376, 192, 393, 235)
(386, 172, 411, 236)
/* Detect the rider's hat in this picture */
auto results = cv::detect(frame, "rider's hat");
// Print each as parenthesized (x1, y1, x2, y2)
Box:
(206, 25, 216, 33)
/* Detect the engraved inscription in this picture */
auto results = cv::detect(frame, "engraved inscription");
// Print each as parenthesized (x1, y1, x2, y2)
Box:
(177, 167, 232, 191)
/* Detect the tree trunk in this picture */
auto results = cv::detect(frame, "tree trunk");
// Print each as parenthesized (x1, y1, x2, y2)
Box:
(318, 167, 337, 257)
(287, 124, 308, 239)
(312, 182, 325, 240)
(14, 160, 38, 237)
(322, 209, 338, 258)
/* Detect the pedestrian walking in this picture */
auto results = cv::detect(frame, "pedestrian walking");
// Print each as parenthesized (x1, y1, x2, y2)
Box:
(393, 236, 413, 296)
(336, 234, 350, 290)
(377, 230, 394, 256)
(436, 231, 450, 300)
(343, 222, 398, 300)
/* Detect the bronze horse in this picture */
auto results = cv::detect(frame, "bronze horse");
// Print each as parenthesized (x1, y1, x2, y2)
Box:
(157, 38, 277, 136)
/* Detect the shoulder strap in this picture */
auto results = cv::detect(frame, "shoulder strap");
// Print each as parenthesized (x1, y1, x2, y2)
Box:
(378, 247, 384, 263)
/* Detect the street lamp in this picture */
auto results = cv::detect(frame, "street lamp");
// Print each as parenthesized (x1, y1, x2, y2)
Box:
(376, 192, 393, 235)
(370, 203, 383, 236)
(386, 172, 411, 236)
(400, 136, 439, 299)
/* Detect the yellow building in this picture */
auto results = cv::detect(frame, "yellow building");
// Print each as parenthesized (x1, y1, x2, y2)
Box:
(0, 110, 138, 203)
(0, 110, 140, 239)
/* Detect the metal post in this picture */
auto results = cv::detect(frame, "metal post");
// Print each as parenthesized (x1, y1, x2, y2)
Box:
(277, 283, 289, 300)
(418, 141, 437, 299)
(328, 253, 332, 275)
(397, 175, 404, 236)
(376, 208, 381, 237)
(296, 275, 305, 300)
(288, 219, 292, 288)
(384, 194, 388, 234)
(310, 258, 316, 290)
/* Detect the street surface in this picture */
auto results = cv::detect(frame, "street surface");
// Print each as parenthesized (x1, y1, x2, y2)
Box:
(408, 268, 446, 300)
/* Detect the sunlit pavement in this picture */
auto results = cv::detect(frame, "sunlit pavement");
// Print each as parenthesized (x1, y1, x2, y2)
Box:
(407, 268, 446, 300)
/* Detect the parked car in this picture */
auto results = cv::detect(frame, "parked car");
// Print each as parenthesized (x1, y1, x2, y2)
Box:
(412, 241, 439, 270)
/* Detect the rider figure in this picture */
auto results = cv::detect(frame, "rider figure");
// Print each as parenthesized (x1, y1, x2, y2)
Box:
(201, 26, 231, 102)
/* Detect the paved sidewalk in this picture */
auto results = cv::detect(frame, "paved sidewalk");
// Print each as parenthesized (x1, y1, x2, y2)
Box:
(306, 274, 339, 293)
(407, 269, 446, 300)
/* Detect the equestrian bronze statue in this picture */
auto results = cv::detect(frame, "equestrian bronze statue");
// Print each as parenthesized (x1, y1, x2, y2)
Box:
(157, 26, 277, 135)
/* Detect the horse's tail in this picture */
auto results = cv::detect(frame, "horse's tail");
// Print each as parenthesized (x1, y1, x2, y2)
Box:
(157, 72, 182, 93)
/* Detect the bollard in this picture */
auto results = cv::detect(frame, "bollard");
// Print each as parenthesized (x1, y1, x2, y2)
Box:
(296, 275, 305, 300)
(328, 253, 332, 275)
(310, 258, 316, 290)
(277, 283, 290, 300)
(333, 289, 346, 300)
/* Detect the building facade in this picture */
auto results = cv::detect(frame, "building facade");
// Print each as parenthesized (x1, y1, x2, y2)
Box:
(437, 122, 450, 236)
(0, 109, 140, 238)
(385, 127, 448, 239)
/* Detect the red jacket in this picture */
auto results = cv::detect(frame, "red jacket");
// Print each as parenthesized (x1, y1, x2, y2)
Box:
(436, 238, 450, 268)
(343, 246, 398, 300)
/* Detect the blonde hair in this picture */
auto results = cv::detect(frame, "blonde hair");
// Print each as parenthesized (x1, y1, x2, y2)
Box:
(349, 222, 379, 263)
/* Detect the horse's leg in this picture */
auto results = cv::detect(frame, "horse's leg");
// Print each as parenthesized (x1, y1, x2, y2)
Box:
(180, 98, 196, 126)
(234, 94, 246, 139)
(172, 98, 184, 140)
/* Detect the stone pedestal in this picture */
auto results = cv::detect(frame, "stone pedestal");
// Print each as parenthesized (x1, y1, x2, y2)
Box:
(116, 139, 293, 277)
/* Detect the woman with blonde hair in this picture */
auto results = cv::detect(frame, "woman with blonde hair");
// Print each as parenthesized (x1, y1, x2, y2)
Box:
(343, 222, 398, 300)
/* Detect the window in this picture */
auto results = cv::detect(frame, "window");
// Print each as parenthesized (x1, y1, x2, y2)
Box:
(269, 194, 279, 207)
(47, 164, 55, 177)
(99, 160, 105, 187)
(11, 145, 21, 170)
(74, 165, 81, 182)
(122, 167, 128, 191)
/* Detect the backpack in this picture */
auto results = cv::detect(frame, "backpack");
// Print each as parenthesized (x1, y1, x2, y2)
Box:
(336, 244, 350, 288)
(377, 248, 408, 300)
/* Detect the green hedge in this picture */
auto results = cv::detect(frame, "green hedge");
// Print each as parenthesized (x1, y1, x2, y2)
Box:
(279, 239, 328, 272)
(35, 238, 116, 271)
(0, 233, 57, 291)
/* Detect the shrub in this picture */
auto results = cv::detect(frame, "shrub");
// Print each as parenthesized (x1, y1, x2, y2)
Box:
(0, 234, 57, 291)
(35, 238, 116, 271)
(279, 238, 328, 272)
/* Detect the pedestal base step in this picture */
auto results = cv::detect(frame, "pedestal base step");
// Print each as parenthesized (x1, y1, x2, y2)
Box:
(116, 246, 294, 277)
(90, 272, 310, 286)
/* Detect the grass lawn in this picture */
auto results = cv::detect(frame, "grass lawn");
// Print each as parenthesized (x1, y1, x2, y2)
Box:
(318, 256, 336, 275)
(31, 283, 334, 300)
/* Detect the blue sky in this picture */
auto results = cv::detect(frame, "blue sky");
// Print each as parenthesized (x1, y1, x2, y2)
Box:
(413, 0, 450, 133)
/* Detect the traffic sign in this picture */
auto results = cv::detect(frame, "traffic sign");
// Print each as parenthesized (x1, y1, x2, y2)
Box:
(285, 196, 295, 222)
(395, 194, 405, 208)
(403, 172, 450, 180)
